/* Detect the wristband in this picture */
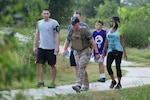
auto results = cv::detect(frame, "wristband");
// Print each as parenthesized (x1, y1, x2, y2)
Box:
(95, 52, 99, 54)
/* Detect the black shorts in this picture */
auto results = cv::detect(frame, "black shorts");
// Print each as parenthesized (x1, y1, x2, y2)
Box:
(36, 48, 56, 66)
(69, 50, 76, 66)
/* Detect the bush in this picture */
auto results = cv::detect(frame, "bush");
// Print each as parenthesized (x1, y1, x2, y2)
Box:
(123, 20, 149, 49)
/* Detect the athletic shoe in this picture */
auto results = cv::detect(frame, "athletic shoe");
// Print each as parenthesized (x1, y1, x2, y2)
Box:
(115, 84, 122, 89)
(47, 83, 56, 88)
(36, 82, 44, 88)
(109, 80, 117, 88)
(72, 85, 81, 93)
(97, 78, 106, 82)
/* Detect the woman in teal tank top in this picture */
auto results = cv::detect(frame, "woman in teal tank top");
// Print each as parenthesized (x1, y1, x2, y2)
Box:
(102, 16, 127, 89)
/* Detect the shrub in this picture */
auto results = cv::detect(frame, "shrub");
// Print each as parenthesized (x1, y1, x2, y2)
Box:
(123, 20, 149, 49)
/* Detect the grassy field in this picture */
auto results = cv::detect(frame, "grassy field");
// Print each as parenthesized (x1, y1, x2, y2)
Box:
(1, 28, 150, 90)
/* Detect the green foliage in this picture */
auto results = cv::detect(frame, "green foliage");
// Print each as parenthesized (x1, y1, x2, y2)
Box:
(86, 0, 120, 28)
(46, 0, 74, 24)
(0, 28, 35, 89)
(73, 0, 105, 18)
(124, 20, 149, 48)
(95, 0, 119, 21)
(118, 4, 150, 48)
(0, 0, 74, 27)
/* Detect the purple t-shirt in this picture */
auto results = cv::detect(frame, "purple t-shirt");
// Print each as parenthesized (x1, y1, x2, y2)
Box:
(92, 29, 106, 55)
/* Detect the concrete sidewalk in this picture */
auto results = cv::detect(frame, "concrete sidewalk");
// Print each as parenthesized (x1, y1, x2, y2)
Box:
(2, 67, 150, 100)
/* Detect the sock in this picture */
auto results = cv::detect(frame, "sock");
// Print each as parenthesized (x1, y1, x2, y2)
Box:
(100, 73, 105, 78)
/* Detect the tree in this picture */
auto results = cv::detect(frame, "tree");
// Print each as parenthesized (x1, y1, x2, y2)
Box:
(0, 0, 75, 27)
(75, 0, 105, 18)
(45, 0, 74, 25)
(95, 0, 119, 21)
(118, 4, 150, 48)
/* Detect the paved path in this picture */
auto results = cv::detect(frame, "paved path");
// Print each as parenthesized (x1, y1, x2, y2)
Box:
(1, 67, 150, 100)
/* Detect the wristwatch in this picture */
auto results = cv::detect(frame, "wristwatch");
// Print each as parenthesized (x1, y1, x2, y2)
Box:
(95, 52, 99, 54)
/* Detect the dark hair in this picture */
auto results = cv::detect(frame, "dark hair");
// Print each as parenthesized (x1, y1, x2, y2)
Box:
(112, 16, 120, 23)
(95, 20, 103, 25)
(43, 9, 50, 12)
(111, 16, 120, 29)
(74, 11, 81, 16)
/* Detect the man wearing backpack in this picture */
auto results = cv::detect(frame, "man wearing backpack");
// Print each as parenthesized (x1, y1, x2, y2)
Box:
(67, 12, 89, 82)
(63, 17, 100, 92)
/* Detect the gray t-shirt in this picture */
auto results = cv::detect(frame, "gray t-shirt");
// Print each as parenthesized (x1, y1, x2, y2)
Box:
(36, 19, 59, 49)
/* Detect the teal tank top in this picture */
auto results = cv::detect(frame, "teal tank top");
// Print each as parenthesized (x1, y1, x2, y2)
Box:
(107, 28, 123, 53)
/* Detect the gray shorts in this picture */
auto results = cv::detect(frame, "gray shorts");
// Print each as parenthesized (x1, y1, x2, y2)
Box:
(94, 54, 104, 63)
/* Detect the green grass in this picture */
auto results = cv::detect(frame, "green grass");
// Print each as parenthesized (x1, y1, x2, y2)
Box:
(60, 29, 68, 45)
(126, 47, 150, 67)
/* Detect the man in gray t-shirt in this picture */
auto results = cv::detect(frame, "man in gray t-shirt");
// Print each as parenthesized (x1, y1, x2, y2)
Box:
(33, 9, 60, 88)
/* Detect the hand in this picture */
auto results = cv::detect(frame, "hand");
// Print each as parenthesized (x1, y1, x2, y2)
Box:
(124, 54, 128, 61)
(95, 54, 100, 59)
(102, 53, 105, 59)
(54, 47, 59, 55)
(33, 47, 37, 54)
(62, 49, 68, 56)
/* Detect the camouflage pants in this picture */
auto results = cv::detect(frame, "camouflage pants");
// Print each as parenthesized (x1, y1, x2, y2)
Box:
(74, 48, 92, 89)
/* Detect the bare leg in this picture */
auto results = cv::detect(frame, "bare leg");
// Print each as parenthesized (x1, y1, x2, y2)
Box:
(99, 62, 105, 74)
(38, 64, 44, 82)
(97, 62, 105, 82)
(51, 65, 57, 83)
(110, 74, 115, 81)
(118, 77, 121, 84)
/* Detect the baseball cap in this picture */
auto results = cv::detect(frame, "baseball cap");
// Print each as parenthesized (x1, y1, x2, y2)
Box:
(71, 17, 80, 25)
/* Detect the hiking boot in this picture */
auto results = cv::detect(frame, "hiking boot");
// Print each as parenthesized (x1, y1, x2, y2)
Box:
(115, 84, 122, 89)
(109, 80, 117, 89)
(36, 82, 44, 88)
(47, 83, 56, 88)
(97, 78, 106, 82)
(72, 85, 81, 93)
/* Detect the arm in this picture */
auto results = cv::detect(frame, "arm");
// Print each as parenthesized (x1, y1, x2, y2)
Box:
(54, 33, 60, 54)
(62, 40, 70, 56)
(33, 32, 40, 54)
(90, 38, 100, 59)
(120, 34, 127, 60)
(102, 38, 108, 57)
